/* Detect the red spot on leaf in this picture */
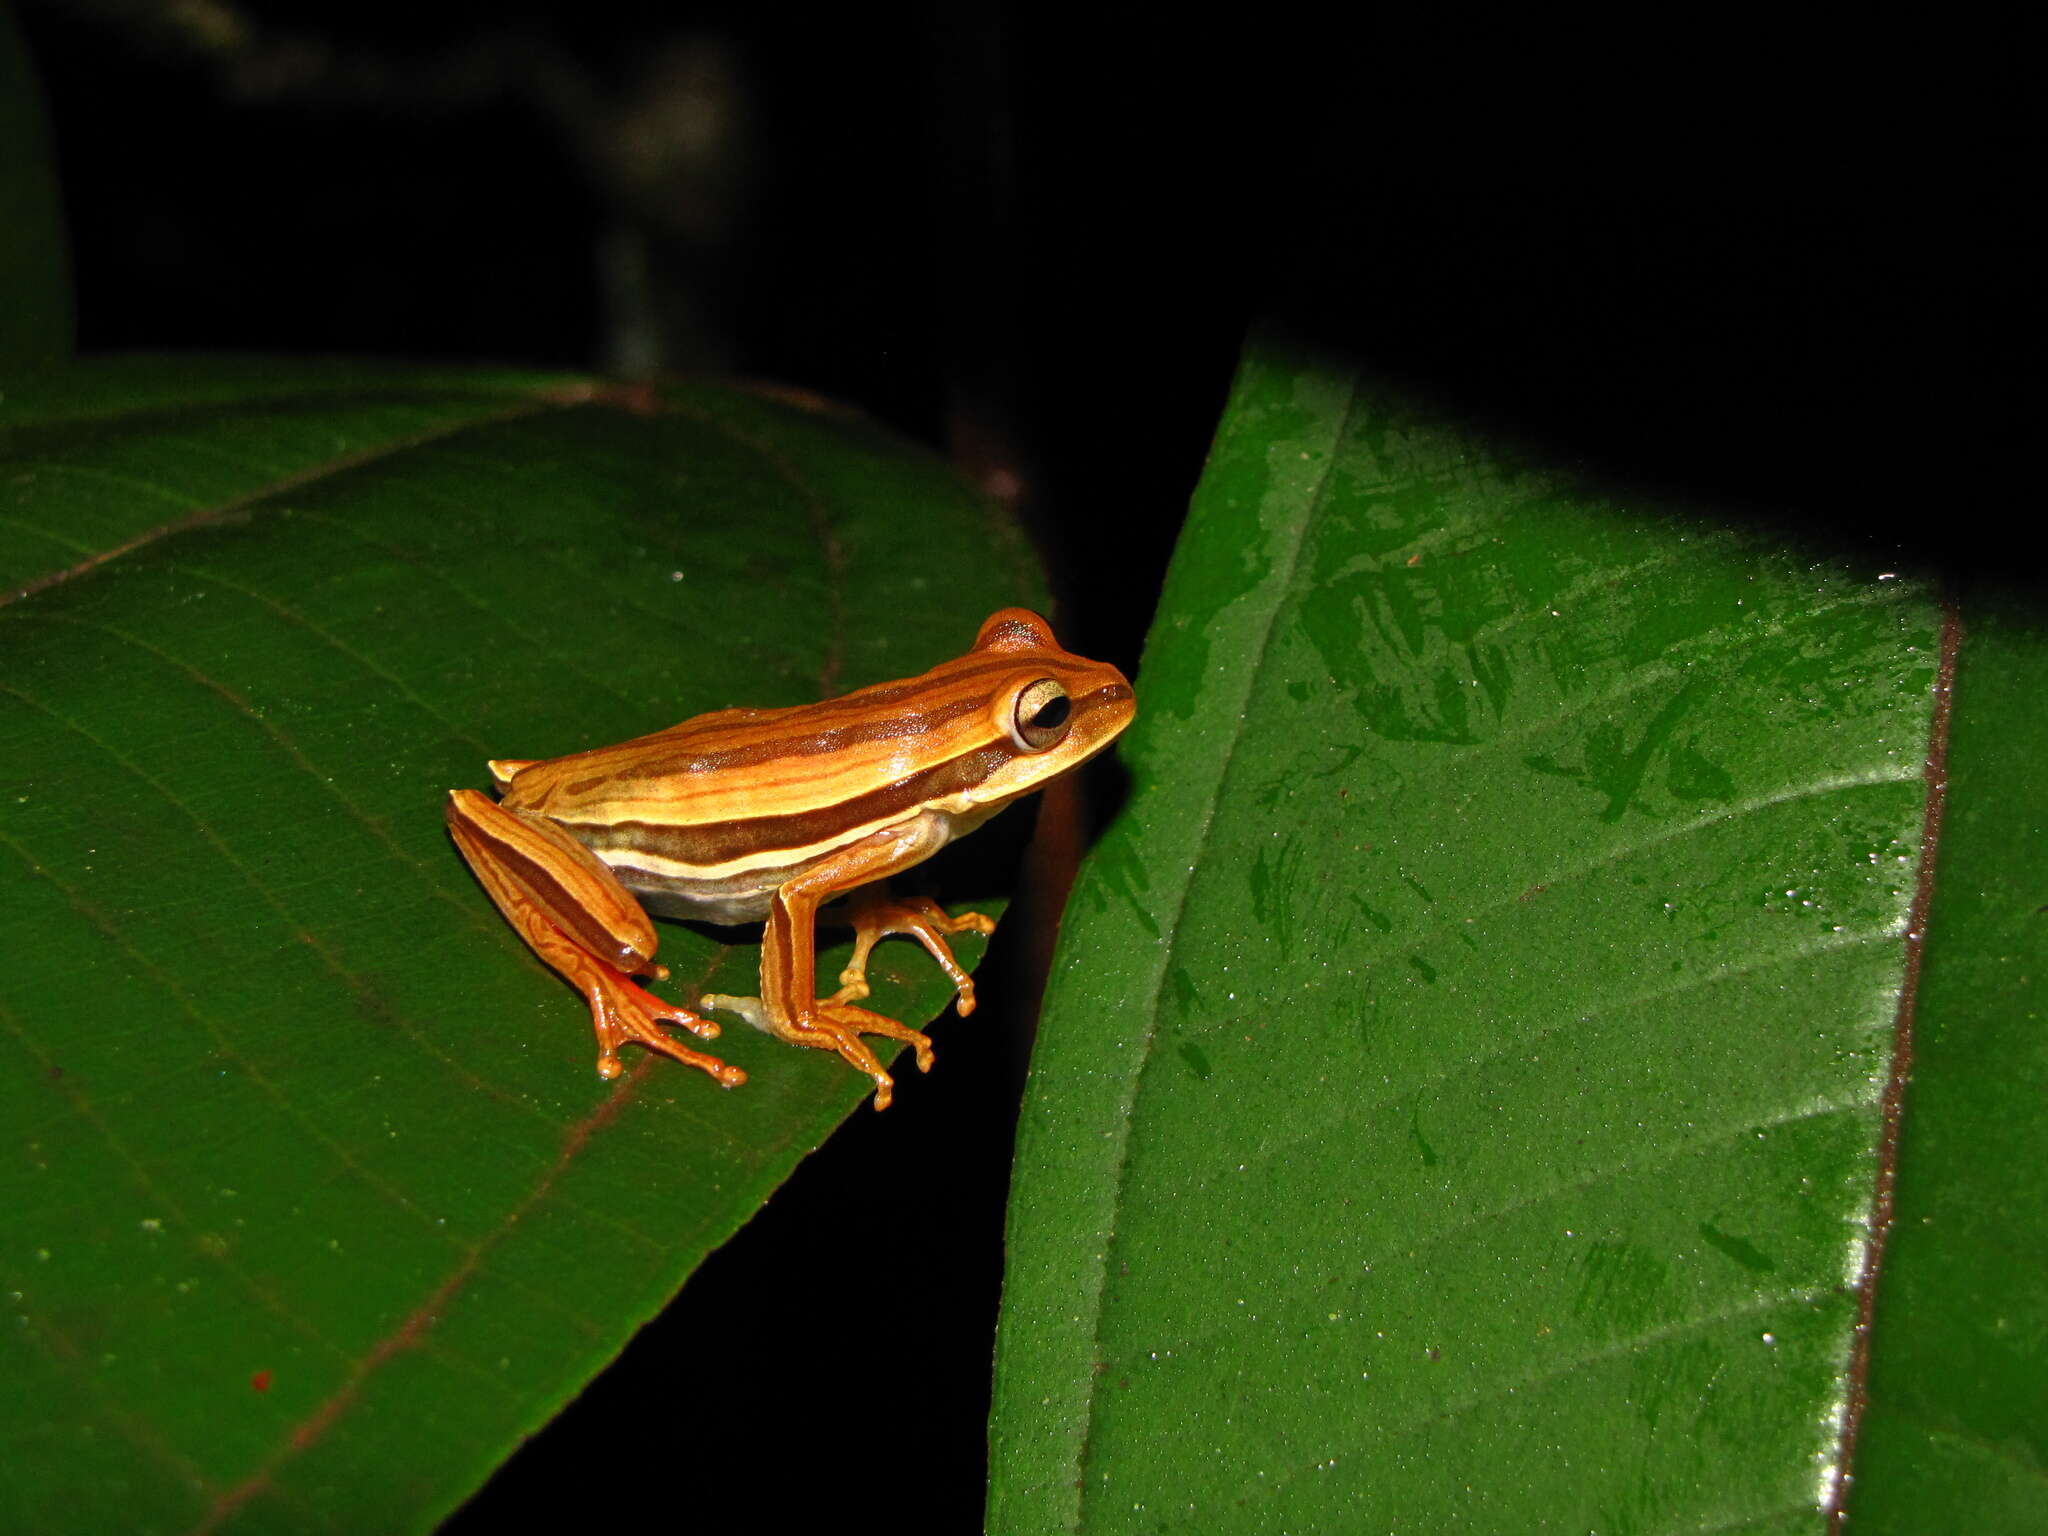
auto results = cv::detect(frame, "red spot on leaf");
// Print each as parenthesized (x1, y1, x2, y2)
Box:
(250, 1370, 272, 1393)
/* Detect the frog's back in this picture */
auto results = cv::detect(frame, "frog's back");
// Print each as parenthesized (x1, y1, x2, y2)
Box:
(485, 615, 1132, 915)
(497, 669, 1004, 828)
(493, 659, 1003, 888)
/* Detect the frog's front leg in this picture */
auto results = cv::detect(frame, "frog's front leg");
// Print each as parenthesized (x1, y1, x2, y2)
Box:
(703, 812, 973, 1110)
(826, 885, 997, 1015)
(445, 790, 745, 1088)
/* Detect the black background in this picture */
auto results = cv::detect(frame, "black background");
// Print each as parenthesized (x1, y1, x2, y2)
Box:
(18, 3, 2003, 1526)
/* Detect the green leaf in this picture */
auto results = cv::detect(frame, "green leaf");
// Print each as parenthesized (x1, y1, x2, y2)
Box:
(0, 1, 73, 367)
(992, 334, 2037, 1531)
(0, 358, 1041, 1532)
(1841, 591, 2048, 1530)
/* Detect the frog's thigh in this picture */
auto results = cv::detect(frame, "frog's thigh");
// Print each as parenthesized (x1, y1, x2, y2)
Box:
(445, 789, 662, 974)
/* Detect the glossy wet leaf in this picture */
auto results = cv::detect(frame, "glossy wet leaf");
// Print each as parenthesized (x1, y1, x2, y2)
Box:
(0, 359, 1040, 1532)
(991, 335, 2040, 1531)
(1839, 591, 2048, 1531)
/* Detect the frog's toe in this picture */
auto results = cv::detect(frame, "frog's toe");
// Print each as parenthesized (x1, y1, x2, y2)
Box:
(586, 967, 742, 1088)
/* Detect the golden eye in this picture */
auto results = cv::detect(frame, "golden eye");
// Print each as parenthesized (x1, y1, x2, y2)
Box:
(1009, 678, 1072, 751)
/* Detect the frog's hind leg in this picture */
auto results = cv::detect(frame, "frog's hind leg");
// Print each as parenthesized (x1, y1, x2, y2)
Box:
(446, 789, 745, 1088)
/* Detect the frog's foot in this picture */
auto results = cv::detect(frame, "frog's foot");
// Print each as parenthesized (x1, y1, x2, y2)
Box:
(579, 958, 745, 1088)
(447, 788, 741, 1089)
(828, 887, 998, 1016)
(701, 993, 933, 1110)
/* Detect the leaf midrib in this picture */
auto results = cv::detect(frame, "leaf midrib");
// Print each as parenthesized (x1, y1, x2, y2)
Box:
(1060, 373, 1366, 1530)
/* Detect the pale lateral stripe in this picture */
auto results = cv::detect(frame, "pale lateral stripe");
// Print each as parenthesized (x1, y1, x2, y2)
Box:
(587, 805, 953, 882)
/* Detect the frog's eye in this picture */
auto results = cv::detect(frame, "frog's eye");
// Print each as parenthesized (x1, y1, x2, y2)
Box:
(1009, 678, 1072, 751)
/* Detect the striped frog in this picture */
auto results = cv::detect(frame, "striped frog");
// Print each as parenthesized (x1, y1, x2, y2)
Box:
(446, 609, 1134, 1108)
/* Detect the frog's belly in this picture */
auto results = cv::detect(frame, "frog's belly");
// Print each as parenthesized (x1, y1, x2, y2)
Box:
(629, 878, 778, 927)
(595, 848, 799, 926)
